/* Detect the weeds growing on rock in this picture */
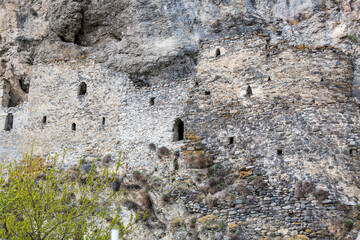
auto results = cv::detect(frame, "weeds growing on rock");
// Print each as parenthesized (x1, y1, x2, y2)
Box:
(314, 189, 329, 202)
(344, 219, 354, 231)
(185, 153, 213, 169)
(157, 146, 170, 158)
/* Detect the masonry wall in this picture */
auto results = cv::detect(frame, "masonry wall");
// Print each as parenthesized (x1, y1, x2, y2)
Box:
(1, 34, 360, 239)
(0, 60, 189, 168)
(183, 35, 360, 202)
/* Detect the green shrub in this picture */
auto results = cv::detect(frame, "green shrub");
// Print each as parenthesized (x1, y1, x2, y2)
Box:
(0, 152, 134, 239)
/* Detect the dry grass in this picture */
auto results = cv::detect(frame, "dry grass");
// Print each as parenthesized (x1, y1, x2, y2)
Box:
(185, 154, 213, 169)
(138, 188, 152, 212)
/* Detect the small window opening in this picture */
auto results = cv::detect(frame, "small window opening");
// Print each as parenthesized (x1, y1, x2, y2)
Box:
(205, 91, 211, 96)
(228, 137, 234, 145)
(102, 117, 105, 125)
(150, 97, 155, 106)
(215, 48, 220, 57)
(173, 118, 184, 141)
(78, 82, 87, 96)
(350, 149, 356, 156)
(42, 116, 47, 124)
(320, 77, 324, 82)
(246, 85, 253, 96)
(72, 123, 76, 131)
(4, 113, 13, 131)
(277, 149, 283, 155)
(268, 77, 271, 81)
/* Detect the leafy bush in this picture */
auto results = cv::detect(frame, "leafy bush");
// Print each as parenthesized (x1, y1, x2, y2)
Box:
(0, 152, 134, 240)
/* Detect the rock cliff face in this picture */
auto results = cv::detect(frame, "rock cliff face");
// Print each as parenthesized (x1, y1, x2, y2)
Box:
(1, 0, 360, 239)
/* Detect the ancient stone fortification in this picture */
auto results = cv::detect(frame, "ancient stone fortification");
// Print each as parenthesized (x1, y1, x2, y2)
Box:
(1, 0, 360, 239)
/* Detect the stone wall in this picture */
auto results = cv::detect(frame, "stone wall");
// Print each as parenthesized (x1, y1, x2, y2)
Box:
(182, 34, 360, 203)
(0, 58, 189, 168)
(1, 34, 360, 239)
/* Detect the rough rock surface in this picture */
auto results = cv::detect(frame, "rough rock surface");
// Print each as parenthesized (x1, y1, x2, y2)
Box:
(1, 0, 360, 239)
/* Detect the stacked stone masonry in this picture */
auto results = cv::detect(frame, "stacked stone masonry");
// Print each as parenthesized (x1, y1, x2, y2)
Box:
(1, 33, 360, 239)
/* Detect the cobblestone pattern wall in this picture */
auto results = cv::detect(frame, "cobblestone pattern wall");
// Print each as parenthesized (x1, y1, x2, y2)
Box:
(178, 35, 360, 238)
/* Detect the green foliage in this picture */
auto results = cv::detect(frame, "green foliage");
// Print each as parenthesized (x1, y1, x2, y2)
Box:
(218, 222, 226, 232)
(173, 159, 179, 170)
(344, 219, 354, 231)
(248, 175, 257, 181)
(0, 152, 134, 240)
(210, 164, 221, 170)
(347, 34, 357, 42)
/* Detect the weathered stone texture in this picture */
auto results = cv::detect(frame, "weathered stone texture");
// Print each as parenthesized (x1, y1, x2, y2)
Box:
(1, 0, 360, 239)
(184, 35, 360, 201)
(2, 59, 189, 166)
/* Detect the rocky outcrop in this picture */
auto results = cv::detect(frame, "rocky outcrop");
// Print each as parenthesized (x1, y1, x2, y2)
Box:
(1, 0, 360, 239)
(1, 0, 359, 88)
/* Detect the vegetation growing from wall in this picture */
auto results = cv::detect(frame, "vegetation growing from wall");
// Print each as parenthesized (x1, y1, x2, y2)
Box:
(0, 151, 134, 240)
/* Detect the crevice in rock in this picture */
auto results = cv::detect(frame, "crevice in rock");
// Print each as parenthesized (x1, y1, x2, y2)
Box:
(4, 113, 13, 131)
(7, 89, 23, 107)
(18, 76, 29, 93)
